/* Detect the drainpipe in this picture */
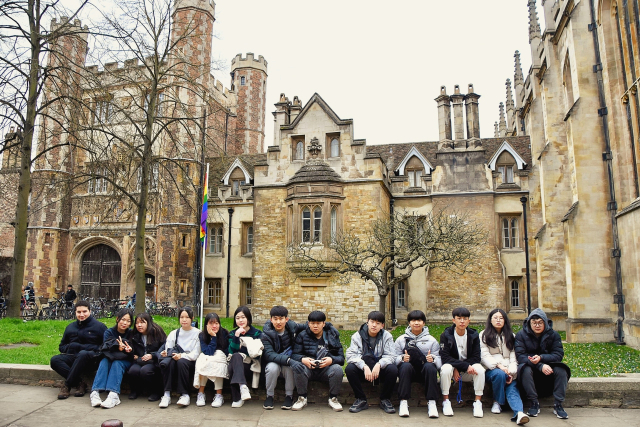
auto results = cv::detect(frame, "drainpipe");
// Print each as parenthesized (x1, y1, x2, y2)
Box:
(226, 207, 234, 318)
(520, 196, 532, 314)
(390, 198, 396, 326)
(588, 0, 625, 344)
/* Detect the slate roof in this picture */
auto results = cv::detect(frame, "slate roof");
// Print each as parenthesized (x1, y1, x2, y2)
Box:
(288, 160, 342, 184)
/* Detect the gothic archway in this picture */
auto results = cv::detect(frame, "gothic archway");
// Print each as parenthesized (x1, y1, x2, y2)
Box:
(80, 244, 122, 299)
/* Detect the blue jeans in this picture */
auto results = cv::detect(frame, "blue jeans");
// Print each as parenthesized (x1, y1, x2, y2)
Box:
(486, 368, 523, 416)
(92, 358, 132, 394)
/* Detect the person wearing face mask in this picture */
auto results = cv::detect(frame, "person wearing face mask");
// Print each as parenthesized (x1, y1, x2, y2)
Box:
(128, 312, 166, 401)
(227, 306, 262, 408)
(515, 308, 571, 420)
(194, 312, 230, 408)
(158, 307, 201, 408)
(346, 311, 398, 414)
(393, 310, 442, 418)
(89, 309, 135, 409)
(50, 300, 107, 400)
(480, 309, 528, 425)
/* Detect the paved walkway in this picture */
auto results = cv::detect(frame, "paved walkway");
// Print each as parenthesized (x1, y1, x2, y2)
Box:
(1, 384, 639, 427)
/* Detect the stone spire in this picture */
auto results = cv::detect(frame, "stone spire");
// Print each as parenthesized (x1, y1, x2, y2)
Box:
(506, 79, 515, 134)
(514, 51, 524, 86)
(499, 102, 507, 137)
(528, 0, 542, 42)
(494, 122, 499, 137)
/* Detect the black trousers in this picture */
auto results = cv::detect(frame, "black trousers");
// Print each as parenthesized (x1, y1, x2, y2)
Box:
(345, 363, 398, 400)
(50, 350, 100, 388)
(227, 353, 253, 402)
(128, 362, 162, 395)
(519, 365, 568, 404)
(160, 357, 195, 395)
(397, 361, 440, 401)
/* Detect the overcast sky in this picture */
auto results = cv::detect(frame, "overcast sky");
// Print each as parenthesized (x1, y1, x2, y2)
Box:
(208, 0, 537, 146)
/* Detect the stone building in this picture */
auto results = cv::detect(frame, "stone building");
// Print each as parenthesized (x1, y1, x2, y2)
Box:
(491, 0, 640, 347)
(205, 88, 533, 328)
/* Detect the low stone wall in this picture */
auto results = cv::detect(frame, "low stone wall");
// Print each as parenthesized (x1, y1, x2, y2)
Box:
(0, 363, 638, 409)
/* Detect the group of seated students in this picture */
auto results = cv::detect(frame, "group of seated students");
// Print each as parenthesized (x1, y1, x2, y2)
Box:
(50, 301, 570, 424)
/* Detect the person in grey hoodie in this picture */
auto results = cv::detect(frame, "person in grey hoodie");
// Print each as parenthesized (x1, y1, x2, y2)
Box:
(393, 310, 442, 418)
(345, 311, 398, 414)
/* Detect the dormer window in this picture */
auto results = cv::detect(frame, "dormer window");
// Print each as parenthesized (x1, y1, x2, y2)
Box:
(229, 167, 246, 196)
(496, 151, 516, 184)
(405, 156, 424, 187)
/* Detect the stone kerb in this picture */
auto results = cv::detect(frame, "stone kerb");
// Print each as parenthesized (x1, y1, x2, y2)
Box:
(0, 363, 638, 409)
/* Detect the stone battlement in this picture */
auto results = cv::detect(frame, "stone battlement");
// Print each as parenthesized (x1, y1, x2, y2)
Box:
(50, 16, 89, 40)
(173, 0, 215, 15)
(231, 52, 268, 73)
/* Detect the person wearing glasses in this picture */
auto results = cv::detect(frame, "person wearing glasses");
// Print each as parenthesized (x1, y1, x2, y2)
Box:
(515, 308, 571, 420)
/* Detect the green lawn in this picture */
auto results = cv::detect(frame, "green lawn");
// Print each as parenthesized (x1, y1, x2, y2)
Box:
(0, 317, 638, 377)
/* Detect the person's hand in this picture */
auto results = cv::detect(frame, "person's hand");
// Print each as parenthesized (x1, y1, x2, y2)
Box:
(506, 374, 513, 384)
(453, 368, 460, 381)
(235, 328, 246, 338)
(133, 355, 138, 360)
(117, 337, 125, 351)
(403, 350, 410, 363)
(541, 364, 553, 375)
(301, 357, 314, 369)
(364, 365, 373, 382)
(172, 352, 182, 360)
(123, 341, 132, 353)
(319, 357, 333, 368)
(371, 363, 381, 380)
(207, 324, 216, 337)
(141, 354, 152, 362)
(160, 349, 167, 357)
(529, 355, 541, 364)
(426, 349, 434, 363)
(467, 365, 478, 375)
(497, 364, 510, 375)
(290, 359, 306, 375)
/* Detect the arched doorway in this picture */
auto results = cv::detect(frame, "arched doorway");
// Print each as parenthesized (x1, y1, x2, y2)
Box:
(81, 244, 121, 299)
(145, 273, 157, 301)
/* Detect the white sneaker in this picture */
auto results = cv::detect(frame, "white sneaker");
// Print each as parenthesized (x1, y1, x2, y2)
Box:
(428, 400, 439, 418)
(90, 390, 102, 407)
(328, 397, 343, 412)
(442, 399, 454, 416)
(473, 400, 484, 418)
(100, 391, 120, 409)
(212, 393, 224, 408)
(292, 396, 307, 411)
(491, 401, 502, 414)
(240, 384, 251, 401)
(177, 394, 190, 407)
(516, 411, 530, 425)
(231, 400, 244, 408)
(159, 395, 171, 408)
(399, 400, 409, 417)
(196, 392, 206, 407)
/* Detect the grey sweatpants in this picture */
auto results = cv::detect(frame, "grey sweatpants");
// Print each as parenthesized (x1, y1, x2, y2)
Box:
(265, 362, 294, 397)
(294, 364, 343, 396)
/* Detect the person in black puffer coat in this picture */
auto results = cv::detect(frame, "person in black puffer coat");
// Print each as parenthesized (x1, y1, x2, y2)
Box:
(50, 300, 107, 399)
(128, 312, 167, 401)
(515, 308, 571, 420)
(290, 311, 345, 412)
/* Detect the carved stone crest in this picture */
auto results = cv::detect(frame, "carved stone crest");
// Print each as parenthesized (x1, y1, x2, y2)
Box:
(307, 137, 322, 159)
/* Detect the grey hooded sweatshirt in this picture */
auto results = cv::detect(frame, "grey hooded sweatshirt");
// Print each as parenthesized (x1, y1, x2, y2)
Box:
(393, 325, 442, 369)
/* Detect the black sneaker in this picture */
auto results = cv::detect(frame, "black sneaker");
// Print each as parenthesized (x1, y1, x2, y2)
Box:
(379, 399, 395, 414)
(128, 391, 139, 400)
(554, 403, 568, 419)
(263, 395, 274, 410)
(349, 398, 369, 413)
(148, 393, 161, 402)
(527, 401, 540, 417)
(281, 395, 293, 410)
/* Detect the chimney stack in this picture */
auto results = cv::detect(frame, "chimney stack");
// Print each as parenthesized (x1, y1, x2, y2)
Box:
(435, 86, 452, 141)
(464, 84, 481, 139)
(451, 85, 465, 140)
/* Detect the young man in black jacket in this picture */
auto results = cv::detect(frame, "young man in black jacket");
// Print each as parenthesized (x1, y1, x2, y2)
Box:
(261, 305, 304, 410)
(515, 308, 570, 420)
(439, 307, 485, 418)
(290, 310, 345, 412)
(50, 300, 107, 399)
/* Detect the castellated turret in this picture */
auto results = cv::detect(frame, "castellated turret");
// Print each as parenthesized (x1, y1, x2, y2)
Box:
(230, 53, 268, 155)
(171, 0, 215, 83)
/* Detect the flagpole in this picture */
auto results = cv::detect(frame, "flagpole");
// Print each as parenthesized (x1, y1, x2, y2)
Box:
(199, 163, 209, 330)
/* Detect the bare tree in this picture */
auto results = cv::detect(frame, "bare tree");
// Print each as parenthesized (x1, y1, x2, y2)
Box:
(0, 0, 89, 317)
(288, 207, 486, 315)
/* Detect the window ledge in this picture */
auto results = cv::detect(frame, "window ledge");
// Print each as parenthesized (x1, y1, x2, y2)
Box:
(501, 248, 524, 253)
(242, 253, 253, 258)
(206, 253, 224, 257)
(204, 304, 221, 309)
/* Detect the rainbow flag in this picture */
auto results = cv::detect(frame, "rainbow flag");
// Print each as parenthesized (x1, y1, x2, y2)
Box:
(200, 168, 208, 247)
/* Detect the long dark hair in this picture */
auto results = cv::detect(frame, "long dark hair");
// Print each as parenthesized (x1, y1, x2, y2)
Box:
(134, 312, 166, 345)
(200, 312, 226, 345)
(482, 308, 514, 351)
(233, 306, 252, 328)
(115, 308, 134, 330)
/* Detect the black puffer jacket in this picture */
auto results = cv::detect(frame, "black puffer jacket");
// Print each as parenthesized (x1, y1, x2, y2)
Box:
(131, 329, 166, 365)
(58, 315, 107, 354)
(514, 308, 571, 379)
(262, 320, 305, 366)
(439, 324, 481, 372)
(291, 322, 344, 366)
(100, 326, 134, 361)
